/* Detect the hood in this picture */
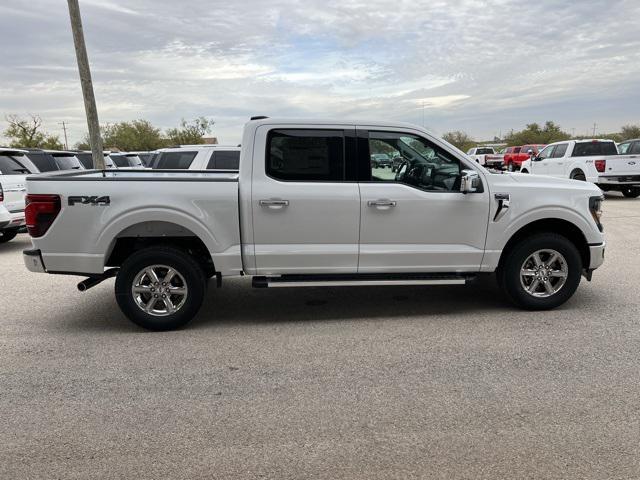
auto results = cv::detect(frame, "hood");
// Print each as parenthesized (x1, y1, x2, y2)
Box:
(508, 172, 602, 194)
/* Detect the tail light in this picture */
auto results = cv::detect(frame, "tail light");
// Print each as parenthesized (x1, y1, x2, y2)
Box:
(595, 159, 606, 172)
(25, 194, 61, 238)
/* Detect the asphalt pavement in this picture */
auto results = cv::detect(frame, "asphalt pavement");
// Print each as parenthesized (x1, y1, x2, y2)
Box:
(1, 193, 639, 479)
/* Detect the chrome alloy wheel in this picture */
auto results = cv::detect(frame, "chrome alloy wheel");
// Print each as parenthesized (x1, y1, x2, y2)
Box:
(132, 265, 188, 316)
(519, 249, 568, 298)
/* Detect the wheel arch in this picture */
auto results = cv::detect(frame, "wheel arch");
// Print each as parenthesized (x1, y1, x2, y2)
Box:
(497, 218, 590, 272)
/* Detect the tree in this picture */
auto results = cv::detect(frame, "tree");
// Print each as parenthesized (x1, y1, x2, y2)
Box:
(165, 117, 214, 146)
(504, 121, 570, 146)
(102, 120, 164, 151)
(442, 131, 475, 152)
(620, 124, 640, 141)
(3, 114, 64, 149)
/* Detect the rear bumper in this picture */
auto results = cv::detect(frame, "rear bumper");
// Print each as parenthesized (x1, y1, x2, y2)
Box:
(588, 242, 605, 270)
(23, 249, 46, 273)
(598, 175, 640, 185)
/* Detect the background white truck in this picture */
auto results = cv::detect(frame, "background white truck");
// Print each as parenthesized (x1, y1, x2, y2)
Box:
(520, 139, 640, 197)
(23, 118, 605, 330)
(466, 146, 504, 168)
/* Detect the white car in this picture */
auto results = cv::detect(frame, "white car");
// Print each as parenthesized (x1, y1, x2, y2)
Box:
(466, 146, 504, 168)
(109, 153, 145, 169)
(150, 145, 240, 170)
(23, 118, 605, 330)
(520, 139, 640, 198)
(0, 148, 34, 243)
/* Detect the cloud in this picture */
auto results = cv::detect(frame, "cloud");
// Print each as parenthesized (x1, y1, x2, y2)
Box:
(1, 0, 639, 145)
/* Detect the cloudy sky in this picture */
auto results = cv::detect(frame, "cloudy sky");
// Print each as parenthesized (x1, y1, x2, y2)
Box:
(1, 0, 639, 145)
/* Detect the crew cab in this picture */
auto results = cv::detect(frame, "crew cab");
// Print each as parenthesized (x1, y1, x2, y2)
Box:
(520, 139, 640, 197)
(150, 146, 240, 170)
(0, 148, 33, 243)
(466, 146, 503, 168)
(23, 118, 605, 330)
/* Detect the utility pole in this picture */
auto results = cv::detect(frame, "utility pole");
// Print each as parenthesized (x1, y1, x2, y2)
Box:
(592, 123, 597, 137)
(59, 121, 69, 150)
(67, 0, 104, 169)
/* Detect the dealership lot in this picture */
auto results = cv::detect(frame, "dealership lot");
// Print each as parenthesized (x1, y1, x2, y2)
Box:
(1, 194, 639, 479)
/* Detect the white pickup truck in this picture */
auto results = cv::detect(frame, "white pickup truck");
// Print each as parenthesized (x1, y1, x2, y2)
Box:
(520, 139, 640, 197)
(23, 118, 606, 330)
(466, 146, 504, 168)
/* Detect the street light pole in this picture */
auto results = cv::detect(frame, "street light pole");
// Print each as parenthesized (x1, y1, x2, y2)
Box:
(67, 0, 104, 169)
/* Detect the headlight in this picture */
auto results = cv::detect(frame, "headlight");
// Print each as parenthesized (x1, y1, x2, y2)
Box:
(589, 195, 604, 231)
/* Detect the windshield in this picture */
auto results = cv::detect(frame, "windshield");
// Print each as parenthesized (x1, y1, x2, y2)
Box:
(476, 148, 494, 154)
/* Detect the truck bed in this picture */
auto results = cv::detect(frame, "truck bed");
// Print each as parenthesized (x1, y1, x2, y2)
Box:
(26, 169, 243, 276)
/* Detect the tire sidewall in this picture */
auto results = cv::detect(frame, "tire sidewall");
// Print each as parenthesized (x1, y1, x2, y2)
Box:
(115, 247, 206, 330)
(0, 229, 18, 243)
(502, 234, 582, 310)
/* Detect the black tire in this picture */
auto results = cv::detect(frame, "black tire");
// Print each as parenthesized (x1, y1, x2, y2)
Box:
(499, 233, 582, 310)
(571, 170, 586, 181)
(520, 169, 529, 174)
(507, 162, 515, 172)
(621, 187, 640, 198)
(0, 229, 18, 243)
(115, 246, 207, 331)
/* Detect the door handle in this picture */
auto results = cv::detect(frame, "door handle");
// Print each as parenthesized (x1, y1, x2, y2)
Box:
(259, 199, 289, 208)
(368, 200, 397, 208)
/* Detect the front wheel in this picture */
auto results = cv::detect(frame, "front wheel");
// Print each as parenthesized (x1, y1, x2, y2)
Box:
(622, 187, 640, 198)
(115, 246, 207, 330)
(498, 233, 582, 310)
(0, 229, 18, 243)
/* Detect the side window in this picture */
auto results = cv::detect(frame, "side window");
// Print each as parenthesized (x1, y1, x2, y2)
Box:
(206, 151, 240, 170)
(630, 142, 640, 154)
(266, 129, 345, 181)
(538, 146, 555, 159)
(551, 143, 568, 158)
(618, 142, 630, 154)
(154, 151, 197, 169)
(368, 131, 462, 192)
(0, 155, 30, 175)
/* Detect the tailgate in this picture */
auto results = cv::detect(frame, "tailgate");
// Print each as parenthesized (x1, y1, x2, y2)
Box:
(603, 154, 640, 176)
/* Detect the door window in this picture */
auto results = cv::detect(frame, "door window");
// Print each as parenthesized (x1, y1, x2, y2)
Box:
(538, 145, 555, 159)
(630, 142, 640, 154)
(367, 131, 461, 192)
(551, 143, 568, 158)
(266, 129, 345, 181)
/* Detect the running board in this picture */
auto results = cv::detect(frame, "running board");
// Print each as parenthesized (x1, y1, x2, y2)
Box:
(252, 273, 475, 288)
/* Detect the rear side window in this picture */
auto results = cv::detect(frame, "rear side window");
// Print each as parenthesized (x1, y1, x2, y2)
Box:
(153, 151, 197, 169)
(267, 129, 345, 181)
(572, 141, 618, 157)
(53, 155, 82, 170)
(75, 153, 94, 169)
(551, 144, 568, 158)
(618, 142, 631, 154)
(0, 155, 30, 175)
(476, 148, 493, 155)
(206, 151, 240, 170)
(26, 152, 58, 172)
(630, 142, 640, 154)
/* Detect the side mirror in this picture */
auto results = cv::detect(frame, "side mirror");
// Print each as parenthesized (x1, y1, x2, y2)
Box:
(460, 169, 480, 194)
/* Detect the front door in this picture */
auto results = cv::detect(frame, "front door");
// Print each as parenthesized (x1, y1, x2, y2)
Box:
(530, 145, 555, 176)
(546, 143, 568, 177)
(251, 126, 361, 275)
(358, 129, 491, 273)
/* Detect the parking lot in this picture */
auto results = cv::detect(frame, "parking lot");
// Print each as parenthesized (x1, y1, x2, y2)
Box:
(0, 193, 638, 479)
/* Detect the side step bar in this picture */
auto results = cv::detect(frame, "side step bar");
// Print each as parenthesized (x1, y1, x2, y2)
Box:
(252, 273, 475, 288)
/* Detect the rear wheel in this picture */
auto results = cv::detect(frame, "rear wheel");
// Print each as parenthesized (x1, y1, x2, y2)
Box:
(507, 162, 515, 172)
(0, 229, 18, 244)
(571, 170, 586, 181)
(621, 187, 640, 198)
(115, 246, 207, 330)
(499, 233, 582, 310)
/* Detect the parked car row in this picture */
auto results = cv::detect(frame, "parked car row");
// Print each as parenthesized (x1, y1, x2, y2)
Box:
(0, 144, 241, 244)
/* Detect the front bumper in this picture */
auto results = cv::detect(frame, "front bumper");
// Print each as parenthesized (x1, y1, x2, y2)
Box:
(588, 242, 605, 270)
(23, 249, 46, 273)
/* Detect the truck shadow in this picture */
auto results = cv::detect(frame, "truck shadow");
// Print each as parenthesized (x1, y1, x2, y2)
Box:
(0, 234, 30, 254)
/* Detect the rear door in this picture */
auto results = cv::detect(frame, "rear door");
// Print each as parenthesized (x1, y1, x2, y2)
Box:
(251, 126, 360, 274)
(0, 154, 29, 213)
(358, 128, 490, 272)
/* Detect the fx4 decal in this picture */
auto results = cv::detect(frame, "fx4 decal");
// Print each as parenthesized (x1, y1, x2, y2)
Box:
(68, 195, 111, 206)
